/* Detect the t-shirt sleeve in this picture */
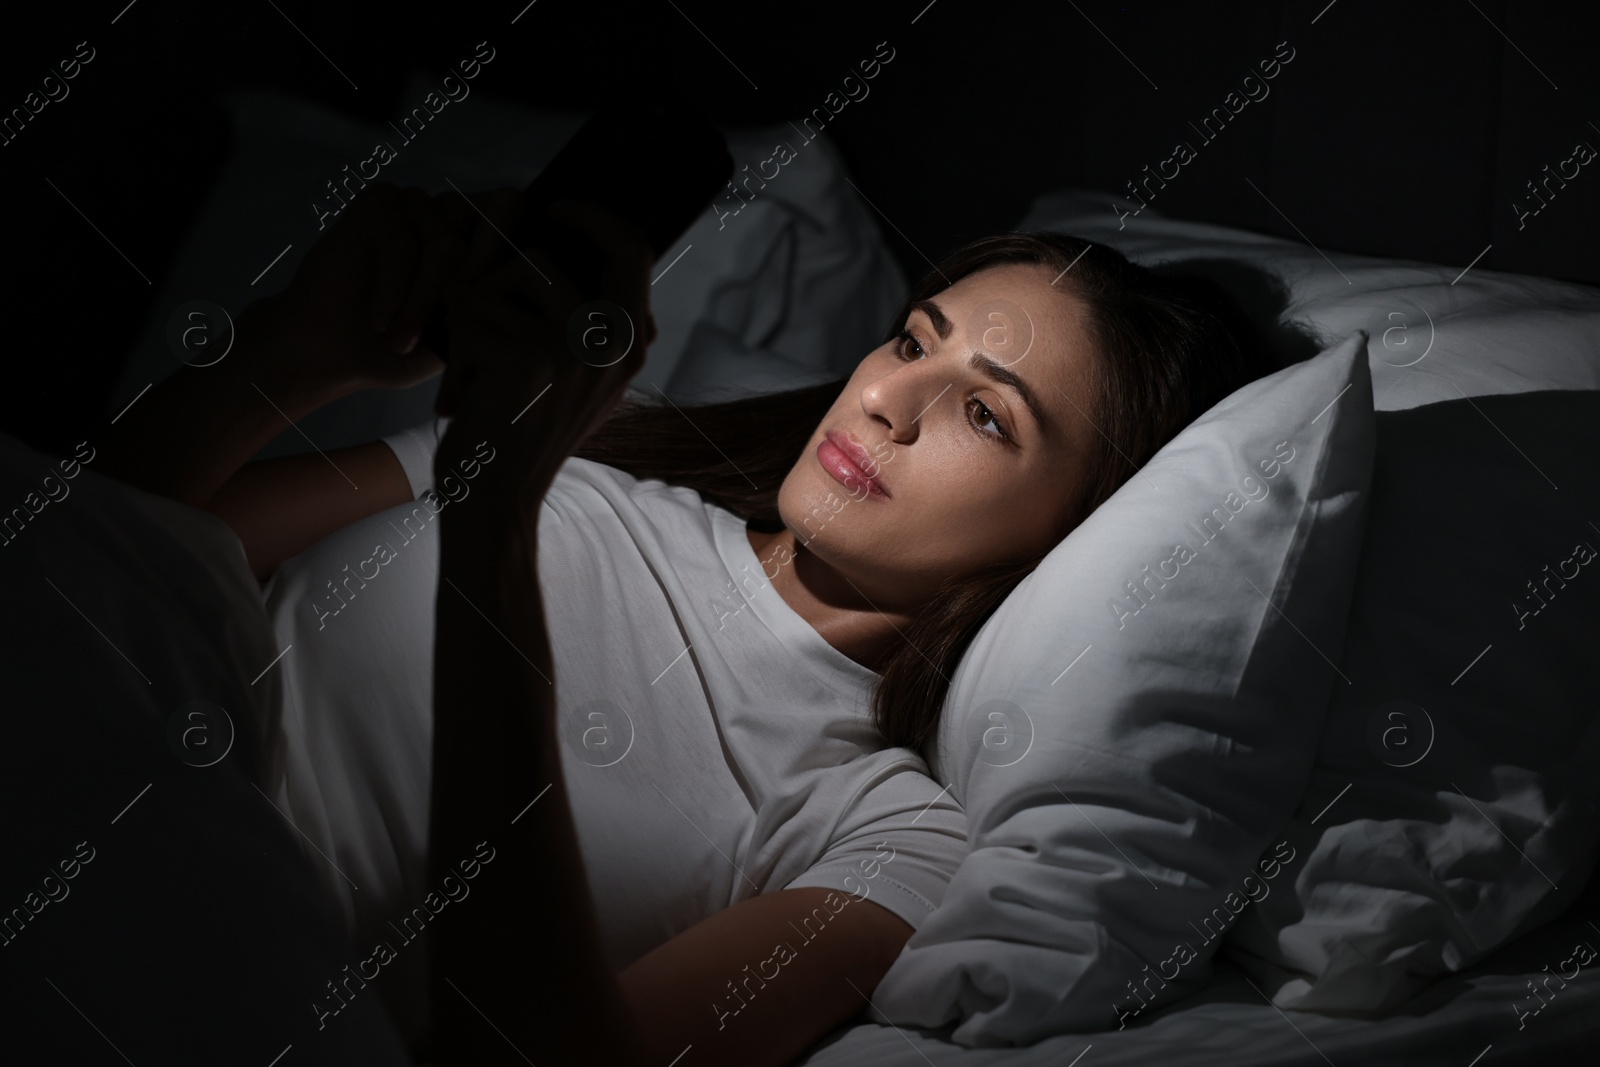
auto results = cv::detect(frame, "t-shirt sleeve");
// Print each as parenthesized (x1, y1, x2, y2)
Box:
(379, 417, 450, 499)
(783, 761, 968, 933)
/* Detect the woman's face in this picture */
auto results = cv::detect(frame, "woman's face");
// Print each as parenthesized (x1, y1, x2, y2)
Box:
(775, 261, 1103, 611)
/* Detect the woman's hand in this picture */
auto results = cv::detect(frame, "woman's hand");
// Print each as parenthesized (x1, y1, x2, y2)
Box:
(432, 201, 657, 524)
(242, 182, 524, 404)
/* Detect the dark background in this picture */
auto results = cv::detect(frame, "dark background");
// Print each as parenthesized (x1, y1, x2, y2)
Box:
(4, 0, 1595, 456)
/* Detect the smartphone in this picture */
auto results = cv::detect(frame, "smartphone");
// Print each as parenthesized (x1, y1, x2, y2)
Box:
(422, 90, 733, 359)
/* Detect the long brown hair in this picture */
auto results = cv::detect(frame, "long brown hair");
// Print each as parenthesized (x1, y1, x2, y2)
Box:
(575, 233, 1275, 756)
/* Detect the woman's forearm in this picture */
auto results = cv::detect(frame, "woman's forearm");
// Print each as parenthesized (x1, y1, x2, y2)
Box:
(429, 502, 645, 1066)
(206, 441, 415, 581)
(95, 299, 352, 509)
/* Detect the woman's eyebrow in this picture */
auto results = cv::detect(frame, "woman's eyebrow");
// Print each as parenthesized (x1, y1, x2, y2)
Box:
(969, 351, 1051, 436)
(911, 299, 953, 339)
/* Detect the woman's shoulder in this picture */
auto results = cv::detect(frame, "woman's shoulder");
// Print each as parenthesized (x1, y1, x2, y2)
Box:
(550, 455, 714, 516)
(381, 421, 703, 512)
(543, 457, 740, 572)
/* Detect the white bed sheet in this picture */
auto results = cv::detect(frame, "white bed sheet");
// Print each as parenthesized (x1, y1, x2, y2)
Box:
(800, 872, 1600, 1066)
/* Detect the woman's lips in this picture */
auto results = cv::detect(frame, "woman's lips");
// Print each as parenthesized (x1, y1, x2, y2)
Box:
(818, 431, 890, 499)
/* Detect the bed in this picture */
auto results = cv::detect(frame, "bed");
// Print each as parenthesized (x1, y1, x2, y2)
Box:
(8, 80, 1597, 1065)
(800, 894, 1600, 1067)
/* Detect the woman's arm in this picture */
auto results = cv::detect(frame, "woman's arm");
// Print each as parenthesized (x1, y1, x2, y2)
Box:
(617, 887, 918, 1065)
(205, 440, 415, 581)
(93, 299, 417, 581)
(96, 183, 521, 577)
(95, 331, 415, 582)
(431, 509, 645, 1063)
(91, 299, 346, 511)
(426, 202, 653, 1064)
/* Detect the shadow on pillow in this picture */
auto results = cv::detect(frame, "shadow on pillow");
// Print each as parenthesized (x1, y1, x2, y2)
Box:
(1226, 386, 1600, 1014)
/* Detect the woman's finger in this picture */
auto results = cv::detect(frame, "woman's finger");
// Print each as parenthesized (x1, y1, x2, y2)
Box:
(350, 185, 421, 334)
(390, 188, 468, 353)
(434, 301, 556, 421)
(434, 199, 652, 427)
(483, 298, 554, 350)
(458, 187, 525, 279)
(435, 187, 528, 316)
(445, 255, 553, 354)
(467, 244, 584, 332)
(516, 243, 586, 326)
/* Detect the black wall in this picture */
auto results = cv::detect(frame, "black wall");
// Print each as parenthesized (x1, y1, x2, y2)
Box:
(4, 0, 1595, 455)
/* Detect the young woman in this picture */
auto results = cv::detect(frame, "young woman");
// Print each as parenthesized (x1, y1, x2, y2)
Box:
(97, 182, 1269, 1066)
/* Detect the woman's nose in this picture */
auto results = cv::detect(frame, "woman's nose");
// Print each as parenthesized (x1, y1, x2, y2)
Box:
(862, 358, 946, 440)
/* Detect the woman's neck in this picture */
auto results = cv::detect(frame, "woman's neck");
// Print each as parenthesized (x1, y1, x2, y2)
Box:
(745, 525, 914, 674)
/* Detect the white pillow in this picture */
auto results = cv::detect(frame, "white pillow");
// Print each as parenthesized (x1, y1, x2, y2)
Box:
(870, 331, 1376, 1044)
(1021, 190, 1600, 412)
(1020, 190, 1600, 1014)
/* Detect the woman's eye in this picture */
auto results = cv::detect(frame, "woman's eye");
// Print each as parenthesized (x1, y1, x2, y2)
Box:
(894, 328, 926, 361)
(967, 398, 1008, 440)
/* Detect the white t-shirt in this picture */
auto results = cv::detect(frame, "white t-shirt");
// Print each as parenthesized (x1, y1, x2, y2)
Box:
(259, 421, 968, 1047)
